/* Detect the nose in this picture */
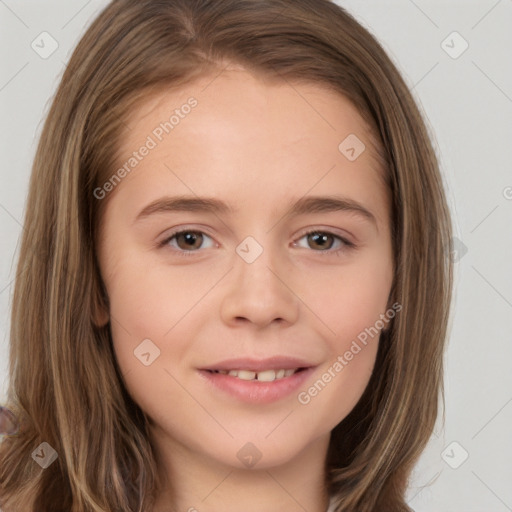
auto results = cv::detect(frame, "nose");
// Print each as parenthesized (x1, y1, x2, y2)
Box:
(219, 241, 300, 329)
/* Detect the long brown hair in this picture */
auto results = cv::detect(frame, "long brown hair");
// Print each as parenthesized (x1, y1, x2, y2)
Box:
(0, 1, 453, 510)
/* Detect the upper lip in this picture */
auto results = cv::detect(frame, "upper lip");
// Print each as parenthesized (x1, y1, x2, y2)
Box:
(200, 356, 314, 372)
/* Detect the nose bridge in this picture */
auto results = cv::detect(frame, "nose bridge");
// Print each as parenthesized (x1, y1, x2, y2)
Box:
(236, 235, 279, 289)
(219, 233, 299, 327)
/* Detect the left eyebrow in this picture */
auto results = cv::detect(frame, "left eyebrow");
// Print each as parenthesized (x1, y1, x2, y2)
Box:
(133, 194, 378, 228)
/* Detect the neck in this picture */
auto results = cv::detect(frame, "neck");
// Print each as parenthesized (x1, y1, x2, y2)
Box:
(151, 430, 331, 512)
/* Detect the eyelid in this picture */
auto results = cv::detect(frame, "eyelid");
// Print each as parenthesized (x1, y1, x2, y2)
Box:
(292, 228, 355, 254)
(158, 223, 216, 241)
(158, 226, 217, 253)
(294, 226, 355, 245)
(158, 225, 357, 256)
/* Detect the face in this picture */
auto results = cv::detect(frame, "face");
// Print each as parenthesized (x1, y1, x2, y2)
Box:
(96, 67, 393, 472)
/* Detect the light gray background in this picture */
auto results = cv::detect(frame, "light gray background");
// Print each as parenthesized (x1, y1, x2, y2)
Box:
(1, 1, 511, 510)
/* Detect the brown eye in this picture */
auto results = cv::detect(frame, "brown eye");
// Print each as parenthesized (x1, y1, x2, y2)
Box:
(306, 231, 335, 250)
(293, 229, 355, 256)
(174, 231, 204, 250)
(160, 229, 215, 255)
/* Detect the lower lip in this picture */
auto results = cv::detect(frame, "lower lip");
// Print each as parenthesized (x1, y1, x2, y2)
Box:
(198, 368, 315, 404)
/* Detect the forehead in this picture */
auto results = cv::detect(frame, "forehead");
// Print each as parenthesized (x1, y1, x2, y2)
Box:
(121, 68, 382, 164)
(108, 69, 389, 225)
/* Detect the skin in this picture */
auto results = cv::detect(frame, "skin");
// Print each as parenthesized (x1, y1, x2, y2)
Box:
(95, 66, 393, 512)
(0, 407, 18, 436)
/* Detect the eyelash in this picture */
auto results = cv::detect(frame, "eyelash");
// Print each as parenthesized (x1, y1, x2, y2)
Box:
(159, 228, 356, 258)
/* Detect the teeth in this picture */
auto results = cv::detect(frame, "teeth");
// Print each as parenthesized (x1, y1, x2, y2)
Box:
(213, 368, 299, 381)
(257, 370, 276, 382)
(237, 370, 256, 381)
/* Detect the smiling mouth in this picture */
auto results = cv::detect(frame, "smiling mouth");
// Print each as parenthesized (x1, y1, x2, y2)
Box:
(207, 368, 306, 382)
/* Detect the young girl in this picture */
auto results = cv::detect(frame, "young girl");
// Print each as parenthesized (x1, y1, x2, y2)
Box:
(0, 1, 453, 511)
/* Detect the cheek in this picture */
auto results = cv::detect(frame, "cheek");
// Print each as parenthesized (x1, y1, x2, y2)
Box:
(300, 253, 393, 344)
(106, 257, 196, 381)
(105, 254, 232, 411)
(295, 277, 388, 430)
(293, 253, 392, 420)
(297, 343, 378, 433)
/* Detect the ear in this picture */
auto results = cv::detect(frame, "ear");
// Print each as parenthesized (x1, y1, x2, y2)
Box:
(381, 318, 392, 334)
(92, 302, 110, 328)
(381, 294, 397, 334)
(91, 278, 110, 328)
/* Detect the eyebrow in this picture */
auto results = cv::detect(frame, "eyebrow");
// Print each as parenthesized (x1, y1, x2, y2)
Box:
(134, 194, 377, 227)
